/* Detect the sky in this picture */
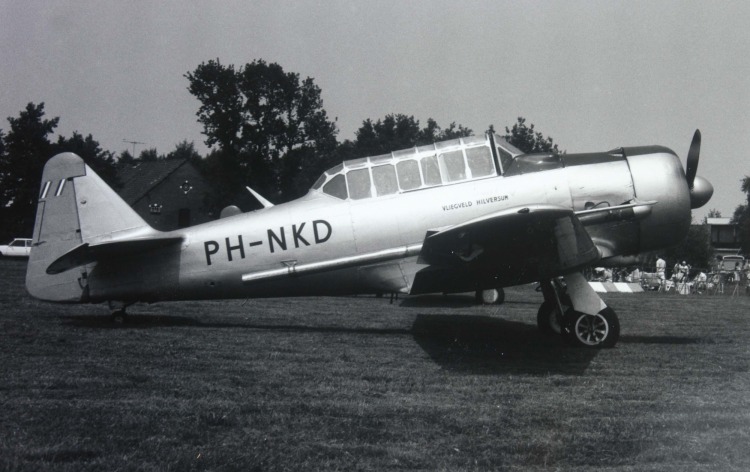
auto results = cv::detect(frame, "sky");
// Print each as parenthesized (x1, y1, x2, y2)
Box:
(2, 0, 749, 219)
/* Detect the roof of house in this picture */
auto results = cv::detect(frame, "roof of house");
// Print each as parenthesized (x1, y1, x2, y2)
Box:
(116, 159, 188, 205)
(706, 217, 732, 226)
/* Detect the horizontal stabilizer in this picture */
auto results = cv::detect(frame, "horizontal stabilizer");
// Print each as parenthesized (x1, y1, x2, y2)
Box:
(46, 235, 183, 274)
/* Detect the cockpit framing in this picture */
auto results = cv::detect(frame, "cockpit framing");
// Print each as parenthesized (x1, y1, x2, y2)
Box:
(310, 133, 524, 201)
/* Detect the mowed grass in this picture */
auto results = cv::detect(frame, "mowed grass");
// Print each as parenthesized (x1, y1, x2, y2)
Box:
(1, 258, 750, 471)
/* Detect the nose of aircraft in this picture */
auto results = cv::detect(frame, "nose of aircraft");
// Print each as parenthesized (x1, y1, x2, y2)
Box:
(690, 175, 713, 209)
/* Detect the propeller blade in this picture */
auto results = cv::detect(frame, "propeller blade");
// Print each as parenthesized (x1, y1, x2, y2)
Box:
(685, 129, 701, 188)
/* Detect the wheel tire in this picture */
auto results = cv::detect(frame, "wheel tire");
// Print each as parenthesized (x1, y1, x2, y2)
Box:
(536, 296, 570, 335)
(564, 307, 620, 349)
(475, 288, 506, 305)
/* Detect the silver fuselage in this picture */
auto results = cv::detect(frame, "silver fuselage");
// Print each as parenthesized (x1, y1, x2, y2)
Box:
(84, 147, 690, 303)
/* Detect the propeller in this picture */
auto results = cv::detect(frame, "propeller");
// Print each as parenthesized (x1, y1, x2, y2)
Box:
(684, 129, 713, 209)
(685, 129, 700, 189)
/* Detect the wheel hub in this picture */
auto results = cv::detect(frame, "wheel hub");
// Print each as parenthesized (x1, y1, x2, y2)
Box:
(573, 313, 609, 346)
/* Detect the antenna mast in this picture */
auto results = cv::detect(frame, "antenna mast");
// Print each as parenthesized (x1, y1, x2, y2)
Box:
(123, 139, 146, 157)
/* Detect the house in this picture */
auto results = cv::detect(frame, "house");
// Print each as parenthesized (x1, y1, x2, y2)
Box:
(706, 217, 742, 259)
(116, 159, 216, 231)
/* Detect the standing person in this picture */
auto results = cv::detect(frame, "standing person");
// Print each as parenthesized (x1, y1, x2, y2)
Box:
(680, 261, 690, 279)
(678, 261, 690, 293)
(656, 255, 666, 290)
(694, 271, 707, 294)
(673, 261, 682, 282)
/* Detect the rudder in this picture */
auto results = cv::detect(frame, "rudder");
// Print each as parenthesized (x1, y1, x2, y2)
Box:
(26, 153, 151, 302)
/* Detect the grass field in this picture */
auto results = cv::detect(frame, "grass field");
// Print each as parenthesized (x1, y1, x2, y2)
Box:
(2, 258, 750, 471)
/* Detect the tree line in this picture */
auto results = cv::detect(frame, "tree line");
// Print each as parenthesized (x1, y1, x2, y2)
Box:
(17, 56, 750, 267)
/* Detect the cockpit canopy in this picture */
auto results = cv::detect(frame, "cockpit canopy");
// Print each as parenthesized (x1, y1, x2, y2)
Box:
(310, 133, 522, 200)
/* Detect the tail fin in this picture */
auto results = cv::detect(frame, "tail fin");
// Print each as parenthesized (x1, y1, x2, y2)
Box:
(26, 153, 152, 302)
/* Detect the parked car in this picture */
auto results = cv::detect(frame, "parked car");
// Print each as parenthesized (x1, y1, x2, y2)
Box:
(715, 254, 744, 273)
(0, 238, 32, 257)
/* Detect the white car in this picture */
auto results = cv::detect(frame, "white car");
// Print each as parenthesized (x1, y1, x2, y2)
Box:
(0, 238, 32, 257)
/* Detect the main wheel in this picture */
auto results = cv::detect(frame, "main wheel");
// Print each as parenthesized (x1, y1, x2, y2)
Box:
(564, 307, 620, 348)
(475, 288, 505, 305)
(536, 295, 571, 335)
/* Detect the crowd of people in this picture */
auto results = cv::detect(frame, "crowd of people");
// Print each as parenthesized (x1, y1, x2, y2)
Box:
(589, 256, 750, 295)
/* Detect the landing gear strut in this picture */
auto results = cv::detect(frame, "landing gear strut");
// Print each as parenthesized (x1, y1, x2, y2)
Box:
(536, 273, 620, 348)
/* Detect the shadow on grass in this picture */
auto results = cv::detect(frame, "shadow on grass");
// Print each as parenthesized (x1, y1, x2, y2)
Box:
(411, 314, 597, 375)
(62, 312, 603, 374)
(63, 314, 207, 329)
(619, 335, 705, 344)
(399, 294, 539, 308)
(62, 311, 705, 376)
(399, 294, 477, 308)
(61, 313, 413, 336)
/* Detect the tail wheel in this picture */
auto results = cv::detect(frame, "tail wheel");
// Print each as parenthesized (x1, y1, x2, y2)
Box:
(111, 309, 127, 324)
(565, 307, 620, 348)
(475, 288, 505, 305)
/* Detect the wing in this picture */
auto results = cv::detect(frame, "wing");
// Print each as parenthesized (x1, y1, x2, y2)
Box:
(410, 204, 600, 294)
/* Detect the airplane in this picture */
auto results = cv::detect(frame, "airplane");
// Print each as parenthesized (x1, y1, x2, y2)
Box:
(25, 129, 713, 348)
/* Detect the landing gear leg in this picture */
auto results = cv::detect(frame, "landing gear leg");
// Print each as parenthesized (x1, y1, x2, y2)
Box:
(536, 278, 569, 336)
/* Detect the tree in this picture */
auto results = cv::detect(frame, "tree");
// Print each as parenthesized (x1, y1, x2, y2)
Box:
(138, 148, 161, 162)
(194, 148, 251, 212)
(185, 59, 338, 204)
(731, 176, 750, 254)
(166, 140, 202, 163)
(702, 208, 722, 224)
(663, 224, 713, 271)
(117, 149, 135, 166)
(0, 129, 5, 166)
(345, 114, 473, 159)
(503, 117, 560, 154)
(0, 103, 59, 239)
(0, 103, 120, 240)
(420, 118, 473, 143)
